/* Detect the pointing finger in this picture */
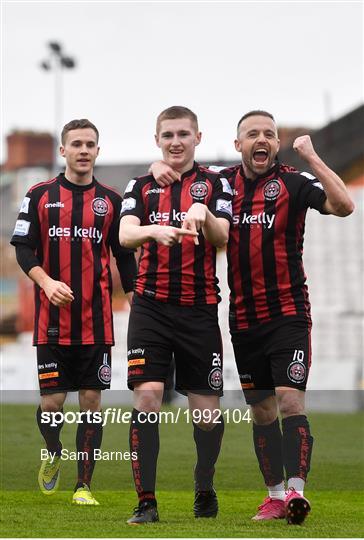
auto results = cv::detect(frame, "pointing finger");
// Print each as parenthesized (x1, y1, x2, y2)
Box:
(178, 227, 199, 245)
(177, 228, 199, 236)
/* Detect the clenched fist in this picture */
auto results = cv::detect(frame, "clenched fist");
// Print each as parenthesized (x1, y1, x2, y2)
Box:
(293, 135, 316, 161)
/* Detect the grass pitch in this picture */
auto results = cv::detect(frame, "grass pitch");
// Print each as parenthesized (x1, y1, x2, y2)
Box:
(0, 404, 363, 537)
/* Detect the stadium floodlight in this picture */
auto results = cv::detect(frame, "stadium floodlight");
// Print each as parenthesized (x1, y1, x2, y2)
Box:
(61, 57, 75, 69)
(48, 41, 62, 53)
(40, 42, 76, 175)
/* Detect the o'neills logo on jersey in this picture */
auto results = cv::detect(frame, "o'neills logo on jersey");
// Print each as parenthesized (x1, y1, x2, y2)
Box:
(145, 188, 165, 195)
(233, 212, 275, 229)
(48, 225, 103, 243)
(45, 202, 64, 208)
(149, 209, 187, 224)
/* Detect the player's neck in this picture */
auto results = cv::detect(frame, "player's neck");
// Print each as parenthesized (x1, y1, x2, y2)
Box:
(241, 162, 258, 181)
(64, 167, 94, 186)
(173, 158, 195, 176)
(242, 159, 278, 181)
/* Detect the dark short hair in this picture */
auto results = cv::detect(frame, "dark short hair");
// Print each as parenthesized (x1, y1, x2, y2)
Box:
(61, 119, 99, 144)
(156, 106, 198, 133)
(237, 110, 275, 135)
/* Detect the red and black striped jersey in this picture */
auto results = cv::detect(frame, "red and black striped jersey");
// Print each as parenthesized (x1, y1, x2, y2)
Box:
(222, 162, 327, 331)
(120, 162, 233, 305)
(11, 173, 127, 346)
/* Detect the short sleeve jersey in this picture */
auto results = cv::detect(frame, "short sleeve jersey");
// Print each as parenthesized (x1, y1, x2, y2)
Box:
(11, 173, 126, 346)
(222, 161, 327, 331)
(120, 162, 233, 305)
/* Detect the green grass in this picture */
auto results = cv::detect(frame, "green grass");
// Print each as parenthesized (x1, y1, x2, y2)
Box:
(1, 490, 363, 538)
(0, 405, 363, 537)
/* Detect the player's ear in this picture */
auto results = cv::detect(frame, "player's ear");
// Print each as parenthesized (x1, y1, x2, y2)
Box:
(59, 145, 66, 158)
(155, 133, 161, 148)
(195, 131, 202, 146)
(96, 146, 100, 156)
(276, 138, 280, 153)
(234, 138, 241, 153)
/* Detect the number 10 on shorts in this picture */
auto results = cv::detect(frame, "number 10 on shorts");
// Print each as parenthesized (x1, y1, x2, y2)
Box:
(292, 349, 304, 362)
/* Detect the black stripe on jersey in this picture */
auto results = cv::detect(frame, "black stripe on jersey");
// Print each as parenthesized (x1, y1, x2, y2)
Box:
(285, 201, 306, 313)
(262, 198, 282, 319)
(33, 287, 41, 343)
(143, 187, 160, 297)
(193, 169, 208, 303)
(48, 182, 61, 338)
(227, 251, 237, 323)
(33, 192, 45, 345)
(226, 173, 238, 324)
(194, 235, 207, 303)
(70, 191, 83, 342)
(238, 178, 258, 326)
(92, 184, 105, 342)
(168, 182, 182, 303)
(212, 248, 219, 300)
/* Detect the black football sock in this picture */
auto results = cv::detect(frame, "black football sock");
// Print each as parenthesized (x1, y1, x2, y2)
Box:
(193, 415, 224, 491)
(74, 412, 103, 491)
(253, 418, 284, 487)
(282, 414, 314, 482)
(129, 408, 159, 505)
(36, 405, 63, 455)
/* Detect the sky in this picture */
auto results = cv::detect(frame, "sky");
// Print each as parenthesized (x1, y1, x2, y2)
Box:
(1, 1, 363, 164)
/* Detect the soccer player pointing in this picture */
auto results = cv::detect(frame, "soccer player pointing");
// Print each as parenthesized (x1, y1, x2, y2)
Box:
(150, 110, 354, 524)
(11, 119, 136, 505)
(119, 106, 232, 524)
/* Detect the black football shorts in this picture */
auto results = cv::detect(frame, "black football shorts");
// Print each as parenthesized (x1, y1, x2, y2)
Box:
(37, 344, 112, 395)
(231, 316, 311, 405)
(127, 294, 223, 396)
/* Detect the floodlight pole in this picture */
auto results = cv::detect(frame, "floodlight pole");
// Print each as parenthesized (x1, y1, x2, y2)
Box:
(40, 42, 76, 176)
(54, 56, 62, 175)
